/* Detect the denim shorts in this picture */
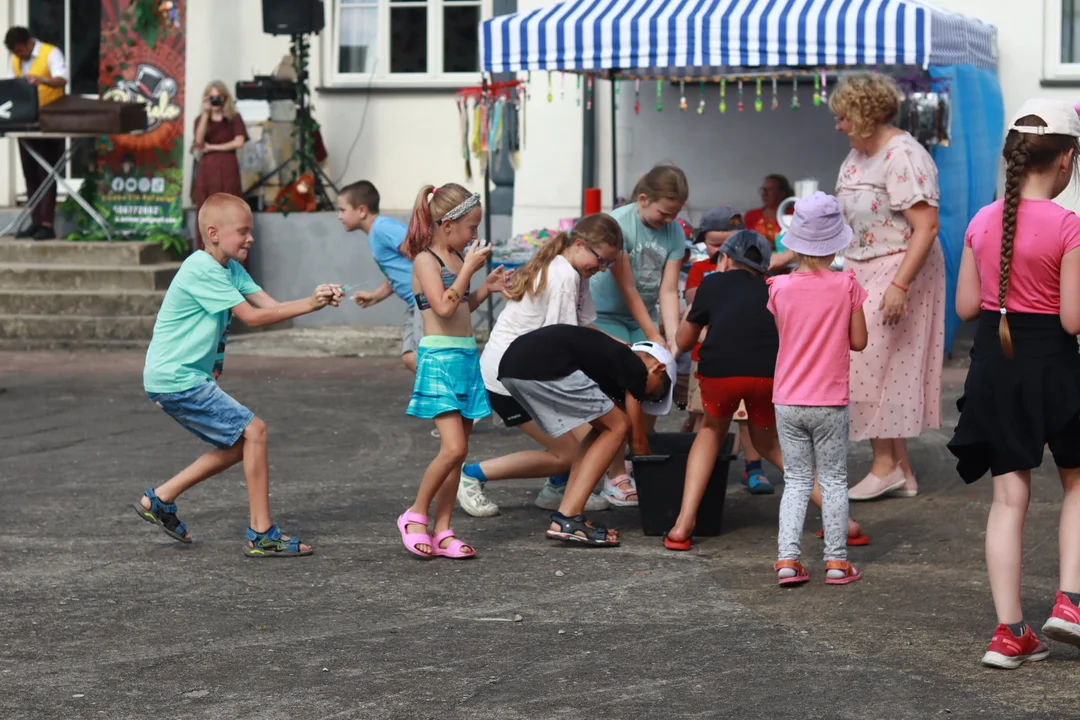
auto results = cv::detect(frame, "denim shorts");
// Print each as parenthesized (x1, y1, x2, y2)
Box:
(147, 381, 255, 449)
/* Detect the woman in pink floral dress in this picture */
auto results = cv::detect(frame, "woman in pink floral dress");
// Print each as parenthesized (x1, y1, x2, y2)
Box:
(830, 72, 945, 500)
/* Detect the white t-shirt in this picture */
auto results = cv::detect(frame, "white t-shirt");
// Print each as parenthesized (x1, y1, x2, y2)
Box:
(481, 254, 597, 396)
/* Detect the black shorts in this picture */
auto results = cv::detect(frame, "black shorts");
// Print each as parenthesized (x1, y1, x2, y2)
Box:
(488, 390, 532, 427)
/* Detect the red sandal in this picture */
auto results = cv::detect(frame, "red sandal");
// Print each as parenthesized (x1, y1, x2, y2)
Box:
(815, 529, 871, 546)
(773, 559, 810, 586)
(824, 560, 862, 585)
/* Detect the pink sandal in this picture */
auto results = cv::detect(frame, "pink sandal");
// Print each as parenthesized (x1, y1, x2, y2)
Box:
(397, 510, 433, 558)
(432, 529, 476, 559)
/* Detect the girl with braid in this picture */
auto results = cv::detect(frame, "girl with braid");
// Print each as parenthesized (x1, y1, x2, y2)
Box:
(949, 99, 1080, 669)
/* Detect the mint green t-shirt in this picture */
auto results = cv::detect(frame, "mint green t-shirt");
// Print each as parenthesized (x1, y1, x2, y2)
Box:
(590, 202, 685, 323)
(144, 251, 261, 393)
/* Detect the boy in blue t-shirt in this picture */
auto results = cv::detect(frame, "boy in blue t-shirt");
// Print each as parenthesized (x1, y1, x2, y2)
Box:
(336, 180, 420, 372)
(137, 194, 343, 557)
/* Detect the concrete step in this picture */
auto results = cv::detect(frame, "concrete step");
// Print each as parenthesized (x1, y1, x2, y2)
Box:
(0, 263, 180, 291)
(0, 239, 174, 266)
(0, 337, 148, 351)
(0, 289, 165, 316)
(0, 313, 158, 341)
(0, 314, 157, 341)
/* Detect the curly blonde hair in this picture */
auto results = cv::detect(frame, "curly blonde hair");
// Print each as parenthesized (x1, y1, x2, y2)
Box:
(828, 72, 901, 139)
(202, 80, 238, 120)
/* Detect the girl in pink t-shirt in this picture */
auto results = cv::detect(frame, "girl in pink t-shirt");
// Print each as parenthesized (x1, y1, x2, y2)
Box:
(948, 99, 1080, 670)
(766, 192, 869, 586)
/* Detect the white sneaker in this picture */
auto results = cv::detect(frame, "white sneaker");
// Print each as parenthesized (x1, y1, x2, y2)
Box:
(457, 470, 499, 517)
(534, 479, 611, 511)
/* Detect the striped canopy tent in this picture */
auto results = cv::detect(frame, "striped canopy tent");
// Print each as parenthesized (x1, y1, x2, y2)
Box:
(479, 0, 1002, 353)
(480, 0, 998, 78)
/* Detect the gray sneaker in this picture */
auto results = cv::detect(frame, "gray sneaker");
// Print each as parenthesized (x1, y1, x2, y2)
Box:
(534, 479, 611, 511)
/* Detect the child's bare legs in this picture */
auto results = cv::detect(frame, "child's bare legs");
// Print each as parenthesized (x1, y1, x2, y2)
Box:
(408, 412, 469, 554)
(146, 445, 245, 540)
(1060, 467, 1080, 594)
(604, 414, 655, 499)
(551, 410, 625, 542)
(668, 412, 732, 543)
(986, 471, 1031, 625)
(475, 421, 581, 480)
(432, 419, 474, 553)
(741, 423, 762, 464)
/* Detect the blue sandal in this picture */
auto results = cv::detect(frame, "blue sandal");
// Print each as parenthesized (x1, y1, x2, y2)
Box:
(244, 525, 313, 558)
(742, 470, 775, 495)
(133, 489, 192, 544)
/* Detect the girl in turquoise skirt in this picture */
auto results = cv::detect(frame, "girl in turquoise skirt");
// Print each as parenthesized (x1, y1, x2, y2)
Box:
(396, 182, 508, 560)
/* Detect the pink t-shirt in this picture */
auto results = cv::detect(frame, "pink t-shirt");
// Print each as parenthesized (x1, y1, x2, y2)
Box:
(767, 270, 868, 407)
(965, 199, 1080, 315)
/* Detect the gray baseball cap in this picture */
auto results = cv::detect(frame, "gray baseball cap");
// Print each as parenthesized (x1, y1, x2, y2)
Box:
(696, 206, 744, 241)
(719, 229, 773, 273)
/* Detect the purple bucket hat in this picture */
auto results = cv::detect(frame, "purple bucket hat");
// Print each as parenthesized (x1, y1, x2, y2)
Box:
(781, 192, 853, 258)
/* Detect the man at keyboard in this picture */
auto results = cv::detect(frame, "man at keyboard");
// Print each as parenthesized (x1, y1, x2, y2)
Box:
(4, 26, 67, 240)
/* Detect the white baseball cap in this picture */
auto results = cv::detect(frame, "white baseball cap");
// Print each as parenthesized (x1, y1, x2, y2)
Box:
(629, 340, 677, 416)
(1010, 99, 1080, 138)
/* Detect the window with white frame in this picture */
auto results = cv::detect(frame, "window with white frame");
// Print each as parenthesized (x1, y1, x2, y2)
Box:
(332, 0, 486, 84)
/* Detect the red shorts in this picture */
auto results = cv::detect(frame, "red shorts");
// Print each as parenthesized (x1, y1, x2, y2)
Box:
(696, 375, 776, 428)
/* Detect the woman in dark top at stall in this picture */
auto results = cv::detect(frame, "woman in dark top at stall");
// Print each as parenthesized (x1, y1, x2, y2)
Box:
(192, 80, 247, 252)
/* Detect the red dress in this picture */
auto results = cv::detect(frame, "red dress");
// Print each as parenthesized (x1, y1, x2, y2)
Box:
(193, 113, 248, 250)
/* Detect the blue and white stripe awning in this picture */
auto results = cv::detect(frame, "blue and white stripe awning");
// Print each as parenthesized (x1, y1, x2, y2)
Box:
(481, 0, 997, 77)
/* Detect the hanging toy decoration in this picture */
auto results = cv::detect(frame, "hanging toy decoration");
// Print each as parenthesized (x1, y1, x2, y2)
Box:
(547, 71, 553, 103)
(792, 76, 800, 110)
(656, 79, 663, 112)
(720, 78, 727, 113)
(737, 78, 744, 113)
(576, 74, 581, 106)
(813, 71, 821, 107)
(614, 77, 621, 111)
(586, 75, 593, 111)
(679, 80, 687, 112)
(698, 80, 705, 115)
(634, 79, 641, 115)
(820, 70, 828, 104)
(754, 77, 763, 112)
(771, 76, 779, 110)
(560, 71, 566, 101)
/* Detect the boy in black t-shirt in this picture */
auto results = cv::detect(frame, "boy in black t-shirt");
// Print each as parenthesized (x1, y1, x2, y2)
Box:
(499, 325, 676, 546)
(668, 230, 866, 551)
(668, 230, 783, 550)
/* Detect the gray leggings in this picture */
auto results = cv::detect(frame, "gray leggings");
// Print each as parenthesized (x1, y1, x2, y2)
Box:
(774, 404, 850, 563)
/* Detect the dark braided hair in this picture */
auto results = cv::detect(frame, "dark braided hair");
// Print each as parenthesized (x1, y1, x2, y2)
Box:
(998, 116, 1080, 358)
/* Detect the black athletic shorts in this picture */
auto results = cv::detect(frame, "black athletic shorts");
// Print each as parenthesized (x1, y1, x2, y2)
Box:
(488, 390, 532, 427)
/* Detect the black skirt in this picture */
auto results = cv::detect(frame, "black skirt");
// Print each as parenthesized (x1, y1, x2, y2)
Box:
(948, 310, 1080, 483)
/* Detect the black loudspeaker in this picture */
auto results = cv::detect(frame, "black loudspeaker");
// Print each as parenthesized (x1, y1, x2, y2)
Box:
(262, 0, 325, 35)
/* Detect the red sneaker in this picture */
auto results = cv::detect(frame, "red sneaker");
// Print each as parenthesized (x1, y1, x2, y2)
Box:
(981, 624, 1049, 669)
(1042, 592, 1080, 648)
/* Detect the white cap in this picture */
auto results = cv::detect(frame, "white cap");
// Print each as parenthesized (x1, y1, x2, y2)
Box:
(1010, 98, 1080, 138)
(629, 341, 677, 416)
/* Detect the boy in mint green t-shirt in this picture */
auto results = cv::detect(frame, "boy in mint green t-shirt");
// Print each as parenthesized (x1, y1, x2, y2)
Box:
(136, 194, 343, 558)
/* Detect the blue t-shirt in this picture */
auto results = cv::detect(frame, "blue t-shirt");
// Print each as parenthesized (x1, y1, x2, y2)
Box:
(590, 203, 685, 323)
(143, 251, 260, 393)
(368, 215, 413, 305)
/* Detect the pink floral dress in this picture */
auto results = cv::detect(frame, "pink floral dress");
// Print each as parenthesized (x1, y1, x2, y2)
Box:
(836, 131, 945, 441)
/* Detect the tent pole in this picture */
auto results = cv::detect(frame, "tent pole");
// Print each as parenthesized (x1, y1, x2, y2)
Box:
(581, 75, 596, 216)
(611, 75, 618, 204)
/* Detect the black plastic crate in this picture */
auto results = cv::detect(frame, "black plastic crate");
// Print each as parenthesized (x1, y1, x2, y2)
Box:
(631, 432, 735, 537)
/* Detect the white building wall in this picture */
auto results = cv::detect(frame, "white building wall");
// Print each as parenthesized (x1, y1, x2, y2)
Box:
(0, 0, 1077, 222)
